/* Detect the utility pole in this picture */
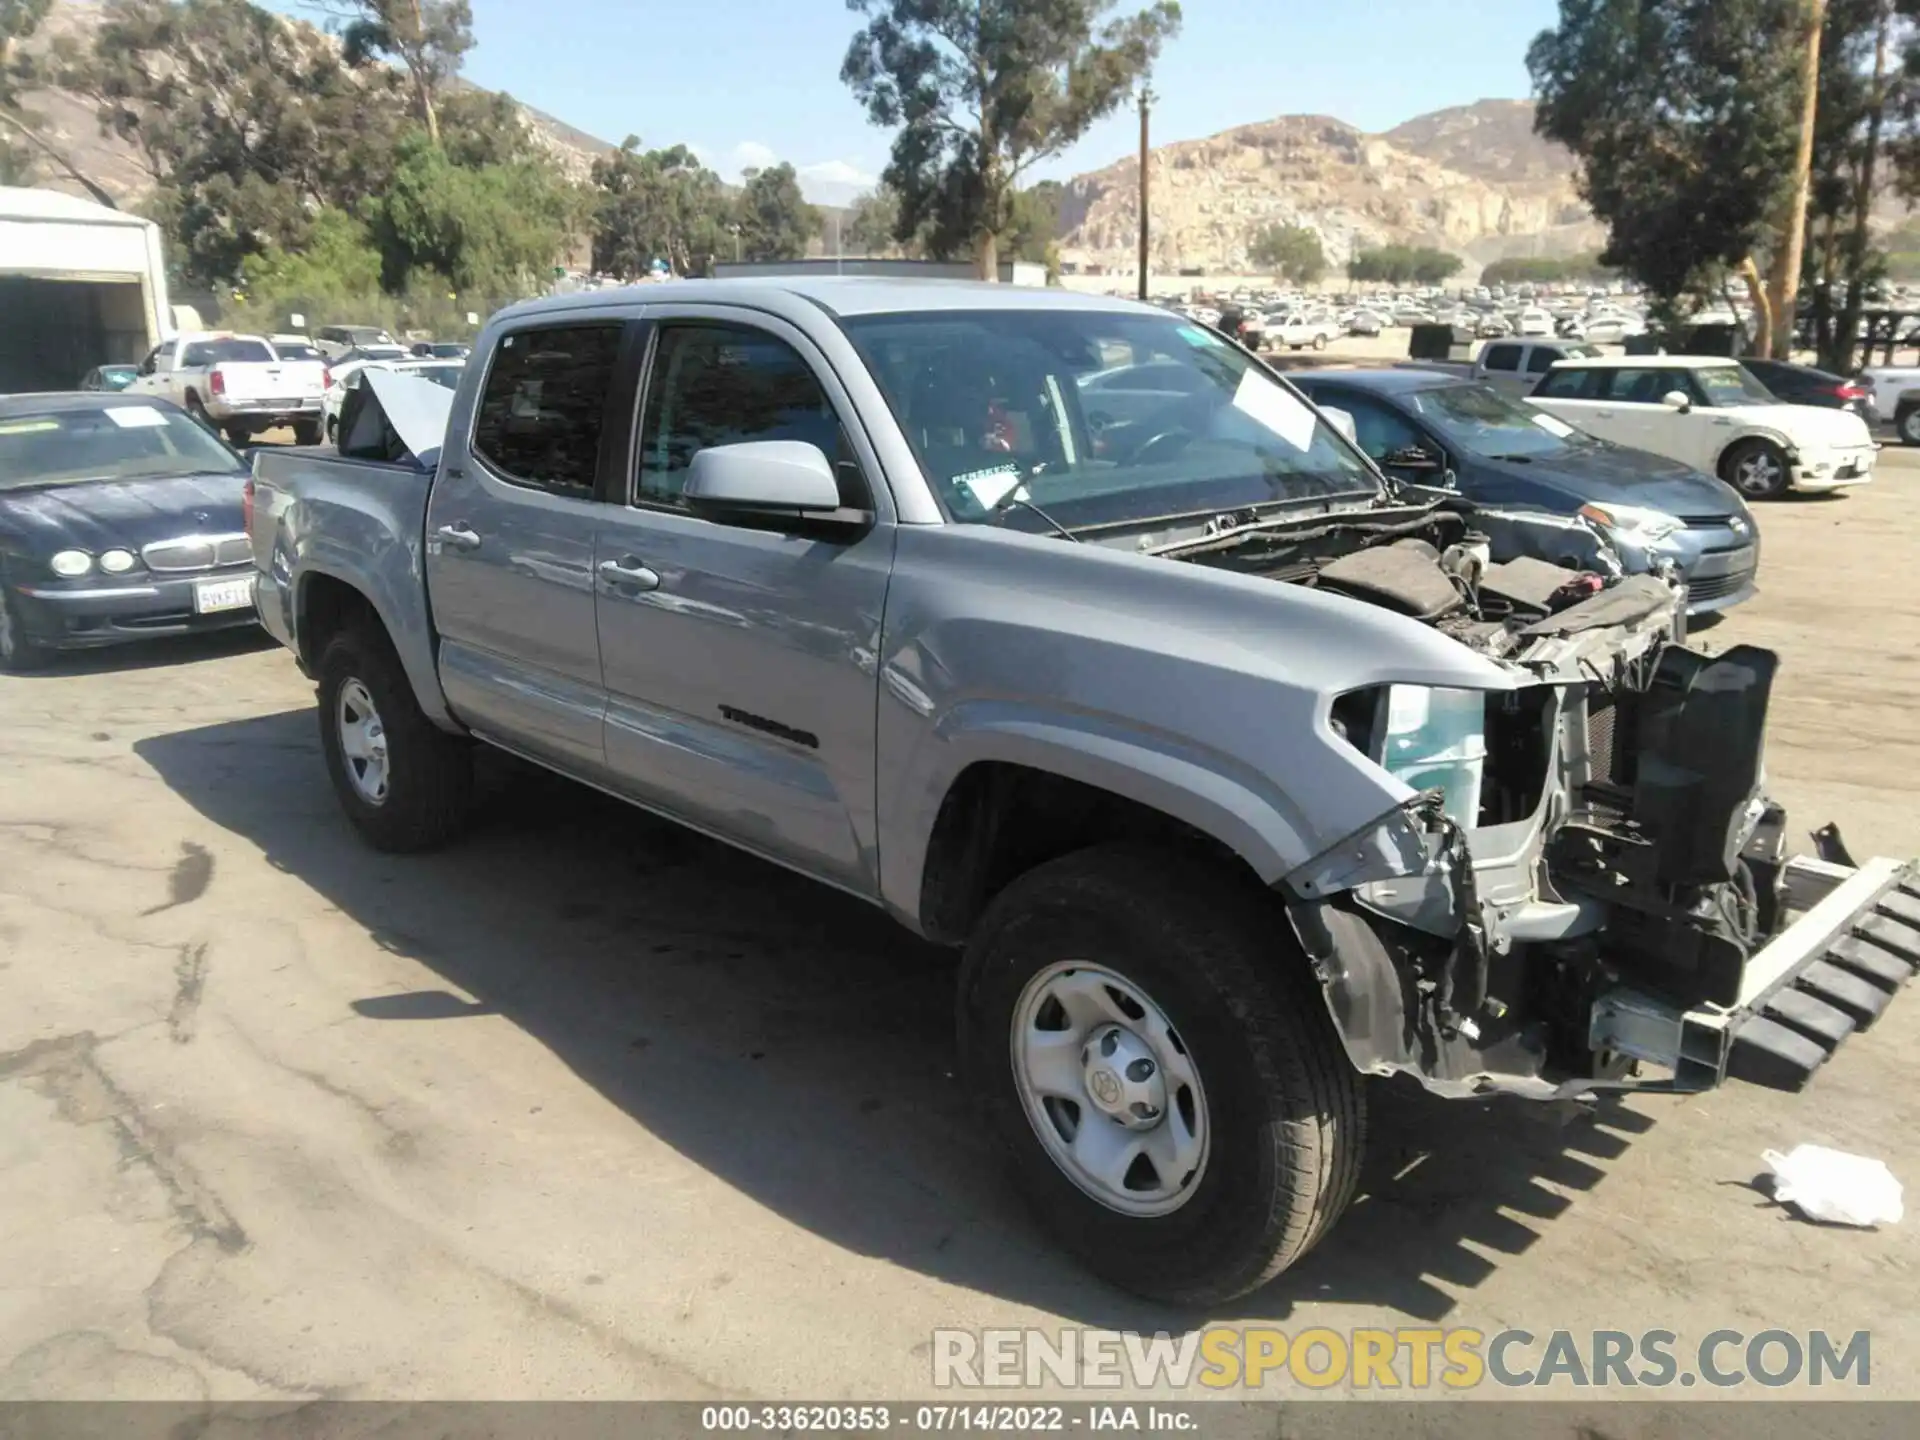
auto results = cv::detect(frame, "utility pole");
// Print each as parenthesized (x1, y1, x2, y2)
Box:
(1137, 82, 1153, 302)
(1767, 0, 1828, 358)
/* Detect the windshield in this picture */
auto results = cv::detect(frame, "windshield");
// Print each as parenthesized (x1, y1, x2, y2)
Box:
(183, 338, 273, 366)
(1695, 366, 1779, 406)
(840, 309, 1379, 531)
(0, 404, 243, 490)
(1405, 382, 1586, 459)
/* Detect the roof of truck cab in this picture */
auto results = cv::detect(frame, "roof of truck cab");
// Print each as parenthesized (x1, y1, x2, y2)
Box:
(493, 277, 1158, 322)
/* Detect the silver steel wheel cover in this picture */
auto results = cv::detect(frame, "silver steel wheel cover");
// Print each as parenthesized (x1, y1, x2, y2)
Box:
(1010, 961, 1210, 1218)
(336, 678, 390, 805)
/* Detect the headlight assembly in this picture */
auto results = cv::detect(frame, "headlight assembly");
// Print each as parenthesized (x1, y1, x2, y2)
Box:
(1579, 502, 1684, 545)
(49, 550, 93, 578)
(98, 549, 137, 574)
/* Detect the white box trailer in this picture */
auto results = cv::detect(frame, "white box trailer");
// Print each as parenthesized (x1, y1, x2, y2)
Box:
(0, 186, 172, 393)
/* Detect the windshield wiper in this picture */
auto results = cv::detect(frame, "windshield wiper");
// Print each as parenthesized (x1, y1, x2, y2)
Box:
(987, 486, 1081, 542)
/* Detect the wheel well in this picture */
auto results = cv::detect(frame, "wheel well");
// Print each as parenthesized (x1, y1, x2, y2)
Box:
(298, 574, 380, 672)
(916, 761, 1264, 945)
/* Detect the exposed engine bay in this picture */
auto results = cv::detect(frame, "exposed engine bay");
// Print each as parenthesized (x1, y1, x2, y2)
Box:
(1164, 499, 1920, 1101)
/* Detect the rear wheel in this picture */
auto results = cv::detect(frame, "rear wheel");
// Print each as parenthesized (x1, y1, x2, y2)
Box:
(959, 845, 1366, 1305)
(223, 423, 252, 447)
(316, 623, 474, 852)
(1721, 437, 1792, 500)
(292, 418, 323, 446)
(1898, 405, 1920, 447)
(1312, 333, 1327, 351)
(185, 393, 214, 433)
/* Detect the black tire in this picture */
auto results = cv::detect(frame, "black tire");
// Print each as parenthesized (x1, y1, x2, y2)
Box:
(1720, 436, 1793, 500)
(1898, 406, 1920, 447)
(958, 845, 1366, 1305)
(223, 423, 252, 447)
(0, 584, 52, 673)
(316, 623, 474, 852)
(326, 413, 339, 444)
(185, 393, 212, 431)
(1312, 333, 1327, 351)
(292, 418, 323, 447)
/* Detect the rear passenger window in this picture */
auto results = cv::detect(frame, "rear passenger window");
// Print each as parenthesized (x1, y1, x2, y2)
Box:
(472, 323, 622, 499)
(1483, 344, 1521, 372)
(636, 322, 866, 510)
(1525, 348, 1558, 374)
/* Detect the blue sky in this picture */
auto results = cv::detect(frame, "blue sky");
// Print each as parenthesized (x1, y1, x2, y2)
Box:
(280, 0, 1561, 204)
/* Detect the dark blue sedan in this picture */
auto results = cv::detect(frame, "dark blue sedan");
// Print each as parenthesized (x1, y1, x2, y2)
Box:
(1292, 369, 1759, 616)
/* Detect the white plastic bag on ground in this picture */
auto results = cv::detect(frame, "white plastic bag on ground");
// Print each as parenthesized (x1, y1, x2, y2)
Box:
(1763, 1144, 1904, 1226)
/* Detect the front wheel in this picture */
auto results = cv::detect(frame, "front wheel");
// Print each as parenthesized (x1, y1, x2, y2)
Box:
(1898, 406, 1920, 447)
(959, 846, 1366, 1305)
(316, 624, 474, 852)
(1721, 437, 1792, 500)
(1312, 333, 1327, 351)
(0, 585, 51, 673)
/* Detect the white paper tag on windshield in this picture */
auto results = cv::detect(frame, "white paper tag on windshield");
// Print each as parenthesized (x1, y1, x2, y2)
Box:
(954, 462, 1023, 510)
(104, 406, 169, 429)
(1232, 370, 1318, 452)
(1531, 412, 1576, 437)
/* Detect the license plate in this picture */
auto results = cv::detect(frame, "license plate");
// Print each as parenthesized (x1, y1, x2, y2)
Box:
(194, 577, 253, 614)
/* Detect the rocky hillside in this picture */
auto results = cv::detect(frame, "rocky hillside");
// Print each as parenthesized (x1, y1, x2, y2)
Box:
(1058, 99, 1604, 275)
(13, 0, 613, 206)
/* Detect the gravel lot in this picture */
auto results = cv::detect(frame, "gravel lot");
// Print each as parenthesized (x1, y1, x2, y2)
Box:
(1, 452, 1916, 1403)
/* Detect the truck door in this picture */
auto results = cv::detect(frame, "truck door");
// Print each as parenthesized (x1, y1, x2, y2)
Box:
(424, 319, 625, 776)
(591, 311, 894, 897)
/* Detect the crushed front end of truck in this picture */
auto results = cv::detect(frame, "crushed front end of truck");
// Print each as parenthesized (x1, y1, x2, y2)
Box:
(1182, 499, 1920, 1100)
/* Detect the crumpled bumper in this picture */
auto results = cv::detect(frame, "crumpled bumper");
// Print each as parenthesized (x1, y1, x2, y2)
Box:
(1593, 854, 1920, 1093)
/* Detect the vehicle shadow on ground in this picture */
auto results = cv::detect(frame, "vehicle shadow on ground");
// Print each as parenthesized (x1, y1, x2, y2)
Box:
(136, 708, 1656, 1331)
(14, 626, 277, 679)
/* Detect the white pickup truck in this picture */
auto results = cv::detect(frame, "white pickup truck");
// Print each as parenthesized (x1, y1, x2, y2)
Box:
(127, 332, 328, 446)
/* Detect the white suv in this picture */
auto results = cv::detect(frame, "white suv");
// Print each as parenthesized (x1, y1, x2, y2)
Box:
(1529, 355, 1878, 499)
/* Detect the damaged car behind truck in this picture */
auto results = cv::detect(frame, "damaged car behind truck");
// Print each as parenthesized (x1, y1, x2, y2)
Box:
(245, 281, 1920, 1306)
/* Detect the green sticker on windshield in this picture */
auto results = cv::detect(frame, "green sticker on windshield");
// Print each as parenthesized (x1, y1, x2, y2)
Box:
(0, 419, 59, 435)
(1175, 325, 1219, 347)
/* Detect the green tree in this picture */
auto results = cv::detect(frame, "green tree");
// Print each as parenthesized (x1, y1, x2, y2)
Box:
(846, 184, 906, 254)
(1479, 253, 1618, 287)
(308, 0, 472, 146)
(734, 162, 821, 261)
(1527, 0, 1805, 328)
(1, 0, 122, 201)
(1006, 179, 1064, 263)
(1347, 245, 1463, 285)
(841, 0, 1181, 278)
(1248, 223, 1326, 284)
(77, 0, 388, 283)
(239, 204, 384, 303)
(590, 135, 732, 278)
(371, 128, 576, 293)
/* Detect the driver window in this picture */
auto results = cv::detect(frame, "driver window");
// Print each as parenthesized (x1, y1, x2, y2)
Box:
(1323, 392, 1423, 462)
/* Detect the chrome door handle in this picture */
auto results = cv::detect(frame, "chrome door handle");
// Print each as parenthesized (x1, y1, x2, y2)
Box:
(598, 558, 661, 592)
(434, 523, 482, 553)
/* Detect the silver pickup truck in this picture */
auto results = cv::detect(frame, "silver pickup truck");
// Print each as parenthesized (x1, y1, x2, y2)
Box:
(247, 280, 1919, 1305)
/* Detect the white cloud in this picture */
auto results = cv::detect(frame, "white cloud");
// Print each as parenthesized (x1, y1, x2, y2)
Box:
(714, 143, 879, 205)
(728, 141, 782, 175)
